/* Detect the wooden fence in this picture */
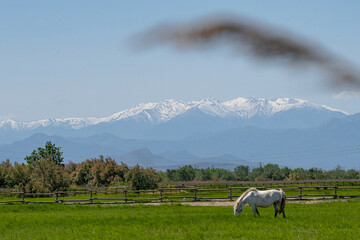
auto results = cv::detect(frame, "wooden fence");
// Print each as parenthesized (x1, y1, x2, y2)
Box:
(1, 185, 360, 205)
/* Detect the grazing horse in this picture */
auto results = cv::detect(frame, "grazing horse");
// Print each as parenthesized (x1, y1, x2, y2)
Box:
(234, 188, 286, 218)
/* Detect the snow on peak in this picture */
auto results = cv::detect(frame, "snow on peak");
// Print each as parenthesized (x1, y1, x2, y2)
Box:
(107, 99, 190, 123)
(106, 97, 347, 122)
(0, 119, 19, 129)
(0, 97, 347, 130)
(223, 97, 294, 118)
(191, 97, 228, 117)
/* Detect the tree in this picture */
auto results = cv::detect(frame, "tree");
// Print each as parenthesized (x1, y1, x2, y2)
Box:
(327, 165, 347, 179)
(9, 162, 31, 191)
(211, 168, 235, 181)
(25, 141, 64, 166)
(234, 165, 249, 181)
(345, 169, 359, 179)
(196, 168, 212, 181)
(306, 168, 325, 180)
(0, 159, 12, 188)
(248, 166, 264, 181)
(125, 165, 160, 190)
(73, 162, 93, 186)
(263, 164, 283, 180)
(29, 158, 70, 192)
(279, 167, 291, 180)
(176, 165, 195, 181)
(287, 168, 306, 180)
(70, 156, 129, 187)
(165, 169, 177, 181)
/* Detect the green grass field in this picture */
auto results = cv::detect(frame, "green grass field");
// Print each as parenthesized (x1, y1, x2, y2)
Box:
(0, 200, 359, 239)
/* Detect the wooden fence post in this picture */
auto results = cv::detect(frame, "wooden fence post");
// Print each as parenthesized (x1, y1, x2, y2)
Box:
(334, 186, 338, 199)
(124, 190, 128, 203)
(194, 188, 197, 201)
(55, 192, 58, 203)
(229, 187, 232, 201)
(22, 192, 25, 204)
(159, 189, 163, 202)
(90, 191, 93, 204)
(299, 187, 302, 200)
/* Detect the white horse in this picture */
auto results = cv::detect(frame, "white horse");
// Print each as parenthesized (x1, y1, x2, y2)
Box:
(234, 188, 286, 218)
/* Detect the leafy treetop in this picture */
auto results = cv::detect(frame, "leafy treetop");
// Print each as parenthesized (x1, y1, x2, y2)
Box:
(25, 141, 64, 166)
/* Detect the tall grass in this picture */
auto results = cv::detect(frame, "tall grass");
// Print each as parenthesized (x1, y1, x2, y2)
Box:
(0, 200, 359, 239)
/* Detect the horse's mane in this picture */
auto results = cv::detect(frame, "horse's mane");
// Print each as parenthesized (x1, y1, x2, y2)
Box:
(234, 188, 257, 207)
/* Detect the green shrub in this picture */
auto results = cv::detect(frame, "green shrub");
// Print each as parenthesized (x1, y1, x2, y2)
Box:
(126, 165, 160, 190)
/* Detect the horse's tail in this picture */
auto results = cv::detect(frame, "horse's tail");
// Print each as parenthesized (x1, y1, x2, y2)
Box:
(279, 188, 286, 214)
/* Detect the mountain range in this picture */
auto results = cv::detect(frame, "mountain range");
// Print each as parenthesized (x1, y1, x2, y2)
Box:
(1, 97, 359, 170)
(0, 97, 348, 143)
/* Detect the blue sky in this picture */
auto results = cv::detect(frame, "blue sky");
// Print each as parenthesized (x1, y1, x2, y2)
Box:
(1, 1, 360, 121)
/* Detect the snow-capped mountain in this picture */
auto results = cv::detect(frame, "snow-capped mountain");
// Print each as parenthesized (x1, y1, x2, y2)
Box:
(223, 97, 347, 118)
(0, 97, 347, 129)
(0, 97, 348, 144)
(109, 96, 347, 122)
(1, 99, 359, 169)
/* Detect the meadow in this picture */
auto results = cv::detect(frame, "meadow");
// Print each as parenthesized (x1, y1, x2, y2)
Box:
(0, 199, 359, 239)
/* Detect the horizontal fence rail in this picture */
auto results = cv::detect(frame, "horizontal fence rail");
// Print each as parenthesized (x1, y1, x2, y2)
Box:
(1, 184, 360, 205)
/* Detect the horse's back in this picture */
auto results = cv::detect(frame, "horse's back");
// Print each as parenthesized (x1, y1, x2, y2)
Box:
(253, 189, 282, 207)
(256, 189, 282, 198)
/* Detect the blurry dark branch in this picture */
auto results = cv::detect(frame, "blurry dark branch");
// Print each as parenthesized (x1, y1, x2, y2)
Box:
(134, 16, 360, 89)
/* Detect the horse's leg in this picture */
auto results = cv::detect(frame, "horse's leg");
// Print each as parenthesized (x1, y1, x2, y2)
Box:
(273, 203, 278, 217)
(251, 204, 259, 217)
(255, 207, 260, 217)
(282, 209, 286, 218)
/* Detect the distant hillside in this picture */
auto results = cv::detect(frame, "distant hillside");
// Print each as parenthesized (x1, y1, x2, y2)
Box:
(1, 111, 359, 169)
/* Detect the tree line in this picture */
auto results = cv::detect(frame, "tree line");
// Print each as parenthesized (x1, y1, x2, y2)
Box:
(161, 164, 359, 182)
(0, 142, 359, 192)
(0, 142, 159, 192)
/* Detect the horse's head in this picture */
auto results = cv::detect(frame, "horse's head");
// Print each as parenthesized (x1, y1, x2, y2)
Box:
(234, 203, 243, 216)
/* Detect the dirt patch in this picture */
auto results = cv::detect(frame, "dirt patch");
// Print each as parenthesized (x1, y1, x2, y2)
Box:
(143, 199, 352, 207)
(180, 201, 234, 207)
(289, 199, 350, 204)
